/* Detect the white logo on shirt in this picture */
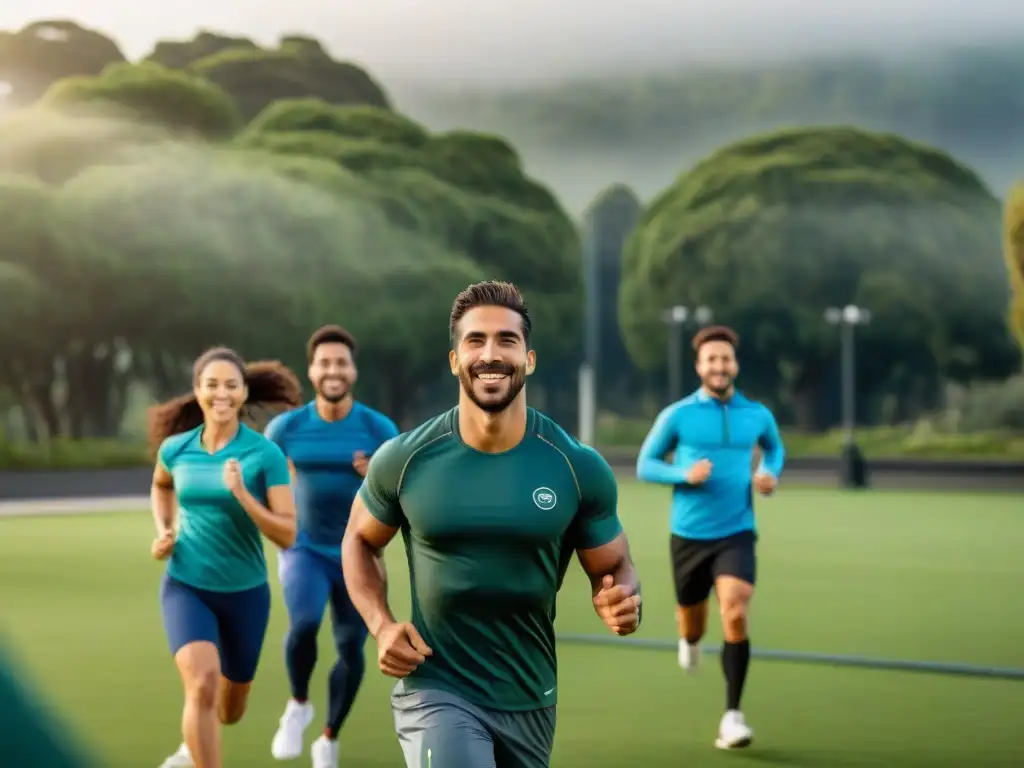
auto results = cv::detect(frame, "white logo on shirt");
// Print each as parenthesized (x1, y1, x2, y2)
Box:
(532, 487, 557, 510)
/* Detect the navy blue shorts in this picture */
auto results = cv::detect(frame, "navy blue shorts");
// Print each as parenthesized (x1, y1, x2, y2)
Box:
(278, 546, 366, 647)
(159, 572, 271, 683)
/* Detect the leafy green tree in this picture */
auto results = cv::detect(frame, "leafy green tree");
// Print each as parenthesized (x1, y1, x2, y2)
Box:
(0, 20, 124, 106)
(0, 22, 586, 433)
(187, 42, 390, 122)
(1006, 185, 1024, 350)
(621, 126, 1019, 428)
(39, 61, 242, 139)
(0, 173, 109, 438)
(146, 31, 257, 70)
(240, 100, 583, 415)
(0, 106, 165, 184)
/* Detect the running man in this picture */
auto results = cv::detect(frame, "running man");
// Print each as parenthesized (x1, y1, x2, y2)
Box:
(267, 325, 399, 767)
(636, 325, 785, 750)
(342, 280, 642, 768)
(150, 347, 301, 768)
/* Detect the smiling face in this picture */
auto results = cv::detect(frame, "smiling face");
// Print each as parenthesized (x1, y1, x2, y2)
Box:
(309, 341, 356, 405)
(449, 305, 535, 414)
(695, 339, 739, 397)
(194, 358, 247, 425)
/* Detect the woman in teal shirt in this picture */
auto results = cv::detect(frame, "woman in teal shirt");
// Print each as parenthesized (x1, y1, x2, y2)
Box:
(148, 347, 301, 768)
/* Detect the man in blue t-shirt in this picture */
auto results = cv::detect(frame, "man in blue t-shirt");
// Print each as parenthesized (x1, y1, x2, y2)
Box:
(636, 325, 785, 752)
(265, 325, 399, 768)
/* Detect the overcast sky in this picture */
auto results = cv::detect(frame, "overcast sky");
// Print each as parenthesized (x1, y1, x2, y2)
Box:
(0, 1, 1018, 85)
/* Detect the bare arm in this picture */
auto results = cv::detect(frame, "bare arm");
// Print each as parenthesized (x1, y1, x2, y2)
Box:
(342, 495, 399, 639)
(578, 533, 643, 634)
(578, 532, 640, 599)
(235, 484, 296, 550)
(150, 463, 176, 537)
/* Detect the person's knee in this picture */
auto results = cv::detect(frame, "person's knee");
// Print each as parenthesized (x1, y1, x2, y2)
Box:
(185, 666, 221, 711)
(718, 586, 753, 639)
(287, 615, 321, 645)
(720, 601, 748, 636)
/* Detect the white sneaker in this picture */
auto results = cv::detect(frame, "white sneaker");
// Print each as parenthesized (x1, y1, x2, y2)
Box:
(311, 735, 339, 768)
(159, 743, 194, 767)
(677, 639, 700, 673)
(715, 709, 754, 749)
(271, 699, 315, 760)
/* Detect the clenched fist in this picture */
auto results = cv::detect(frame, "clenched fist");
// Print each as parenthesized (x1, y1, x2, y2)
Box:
(223, 459, 244, 496)
(687, 459, 712, 485)
(151, 530, 175, 560)
(593, 575, 642, 636)
(753, 472, 777, 496)
(376, 621, 433, 679)
(352, 451, 369, 477)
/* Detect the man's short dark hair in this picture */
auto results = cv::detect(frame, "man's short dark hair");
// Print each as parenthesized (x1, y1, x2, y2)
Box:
(449, 281, 532, 346)
(692, 325, 739, 353)
(307, 325, 356, 363)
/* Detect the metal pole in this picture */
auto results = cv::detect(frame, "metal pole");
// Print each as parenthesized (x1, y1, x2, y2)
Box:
(578, 213, 599, 443)
(841, 320, 855, 445)
(577, 364, 595, 445)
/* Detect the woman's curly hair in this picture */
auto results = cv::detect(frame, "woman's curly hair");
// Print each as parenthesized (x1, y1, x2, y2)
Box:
(147, 346, 302, 453)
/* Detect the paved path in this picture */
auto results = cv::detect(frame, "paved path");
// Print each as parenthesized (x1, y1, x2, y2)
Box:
(0, 496, 149, 517)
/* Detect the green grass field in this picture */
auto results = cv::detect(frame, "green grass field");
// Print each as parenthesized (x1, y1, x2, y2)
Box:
(1, 484, 1022, 767)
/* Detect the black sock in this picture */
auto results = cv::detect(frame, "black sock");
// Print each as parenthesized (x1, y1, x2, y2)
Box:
(721, 639, 750, 711)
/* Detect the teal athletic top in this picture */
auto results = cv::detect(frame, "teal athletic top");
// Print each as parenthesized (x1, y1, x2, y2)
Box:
(359, 407, 623, 711)
(158, 423, 292, 592)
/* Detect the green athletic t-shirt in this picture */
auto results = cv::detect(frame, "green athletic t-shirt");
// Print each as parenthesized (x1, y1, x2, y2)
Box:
(0, 644, 95, 767)
(159, 423, 292, 592)
(359, 407, 623, 711)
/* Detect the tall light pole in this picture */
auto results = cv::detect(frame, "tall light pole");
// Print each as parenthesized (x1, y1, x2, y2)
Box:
(663, 305, 713, 402)
(825, 305, 872, 488)
(577, 212, 600, 445)
(825, 305, 872, 445)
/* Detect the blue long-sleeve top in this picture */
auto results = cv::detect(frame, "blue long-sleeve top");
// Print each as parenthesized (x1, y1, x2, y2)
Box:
(636, 389, 785, 540)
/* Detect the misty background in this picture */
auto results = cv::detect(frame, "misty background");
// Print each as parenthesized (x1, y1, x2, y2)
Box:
(3, 1, 1021, 209)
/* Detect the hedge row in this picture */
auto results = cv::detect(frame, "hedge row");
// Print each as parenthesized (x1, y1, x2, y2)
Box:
(1, 424, 1022, 470)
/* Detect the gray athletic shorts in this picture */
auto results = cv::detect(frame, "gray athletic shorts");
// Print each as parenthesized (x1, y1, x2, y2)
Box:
(391, 682, 556, 768)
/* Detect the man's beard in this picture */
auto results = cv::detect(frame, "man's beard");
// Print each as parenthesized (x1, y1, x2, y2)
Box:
(702, 374, 734, 397)
(459, 362, 527, 414)
(316, 378, 350, 404)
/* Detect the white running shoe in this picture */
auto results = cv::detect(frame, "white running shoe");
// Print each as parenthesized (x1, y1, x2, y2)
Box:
(311, 735, 339, 768)
(159, 743, 194, 767)
(677, 639, 701, 673)
(715, 709, 754, 749)
(271, 699, 315, 760)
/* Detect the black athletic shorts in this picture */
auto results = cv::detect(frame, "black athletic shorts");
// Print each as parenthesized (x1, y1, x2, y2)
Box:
(669, 529, 757, 607)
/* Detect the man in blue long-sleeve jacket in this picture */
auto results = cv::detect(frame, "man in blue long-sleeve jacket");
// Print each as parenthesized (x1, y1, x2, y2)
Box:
(636, 325, 785, 751)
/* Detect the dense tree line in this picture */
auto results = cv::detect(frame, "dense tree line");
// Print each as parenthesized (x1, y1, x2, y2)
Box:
(0, 21, 580, 439)
(0, 19, 1020, 439)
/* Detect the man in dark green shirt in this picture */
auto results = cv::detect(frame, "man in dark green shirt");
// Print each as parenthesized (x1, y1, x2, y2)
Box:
(0, 644, 95, 767)
(342, 280, 642, 768)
